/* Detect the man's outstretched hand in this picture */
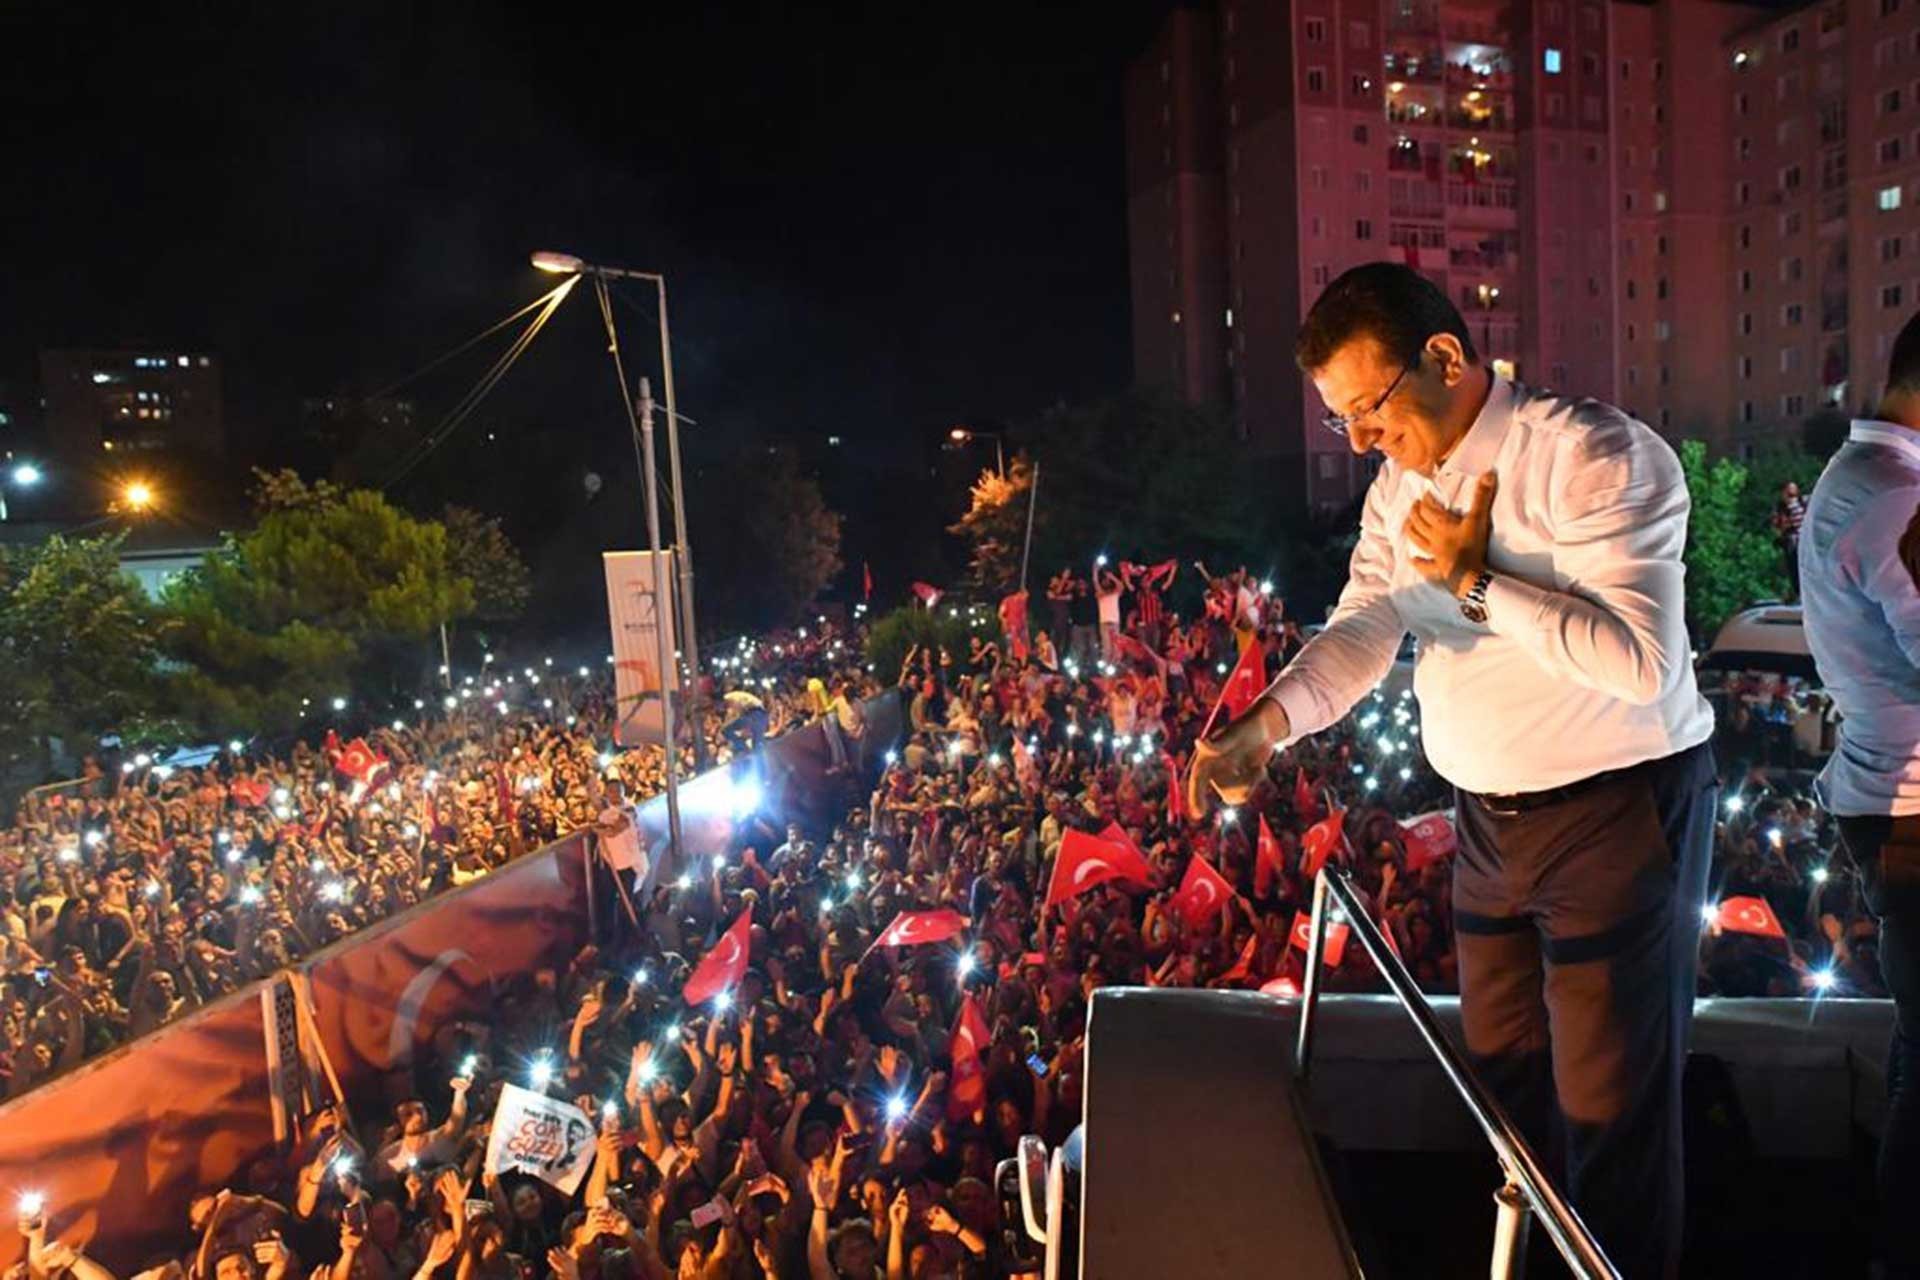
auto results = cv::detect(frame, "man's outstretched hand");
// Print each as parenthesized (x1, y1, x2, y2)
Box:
(1186, 698, 1290, 815)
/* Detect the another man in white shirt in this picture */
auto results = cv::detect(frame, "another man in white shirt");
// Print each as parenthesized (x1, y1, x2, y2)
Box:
(1799, 314, 1920, 1277)
(1191, 263, 1715, 1279)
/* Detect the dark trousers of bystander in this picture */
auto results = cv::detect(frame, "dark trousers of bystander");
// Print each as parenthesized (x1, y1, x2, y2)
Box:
(1837, 813, 1920, 1277)
(1450, 741, 1717, 1280)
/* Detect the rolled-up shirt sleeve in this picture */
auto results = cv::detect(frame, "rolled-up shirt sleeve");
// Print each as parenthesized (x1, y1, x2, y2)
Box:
(1265, 475, 1408, 740)
(1479, 420, 1690, 707)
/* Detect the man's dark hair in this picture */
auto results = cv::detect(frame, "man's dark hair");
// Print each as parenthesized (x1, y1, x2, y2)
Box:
(1295, 261, 1479, 372)
(1888, 309, 1920, 396)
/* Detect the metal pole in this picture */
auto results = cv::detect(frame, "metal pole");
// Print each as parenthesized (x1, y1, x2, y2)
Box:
(635, 376, 686, 875)
(995, 437, 1005, 477)
(439, 622, 453, 691)
(1019, 460, 1041, 594)
(592, 274, 684, 871)
(1490, 1179, 1531, 1279)
(1294, 866, 1331, 1083)
(655, 276, 705, 770)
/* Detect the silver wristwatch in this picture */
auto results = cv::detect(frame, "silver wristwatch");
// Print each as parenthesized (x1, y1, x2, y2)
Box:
(1460, 569, 1494, 624)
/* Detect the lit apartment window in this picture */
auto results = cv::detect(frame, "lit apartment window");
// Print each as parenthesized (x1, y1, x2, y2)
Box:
(1882, 184, 1904, 210)
(1545, 48, 1563, 74)
(1654, 190, 1669, 211)
(1657, 320, 1672, 341)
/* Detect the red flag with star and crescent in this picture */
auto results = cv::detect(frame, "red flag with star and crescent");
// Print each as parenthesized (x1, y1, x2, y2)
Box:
(1203, 641, 1268, 737)
(229, 779, 270, 809)
(865, 909, 969, 959)
(1713, 895, 1787, 940)
(1045, 829, 1153, 910)
(1401, 811, 1459, 872)
(1171, 854, 1237, 930)
(947, 993, 992, 1122)
(1293, 767, 1319, 821)
(1255, 815, 1287, 898)
(1288, 910, 1350, 968)
(1301, 808, 1348, 881)
(334, 738, 390, 786)
(684, 907, 754, 1005)
(1162, 752, 1188, 827)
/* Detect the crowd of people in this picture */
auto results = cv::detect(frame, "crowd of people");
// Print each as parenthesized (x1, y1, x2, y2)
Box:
(4, 557, 1890, 1280)
(0, 629, 880, 1103)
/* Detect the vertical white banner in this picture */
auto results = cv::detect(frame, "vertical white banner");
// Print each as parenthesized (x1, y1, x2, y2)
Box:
(604, 550, 677, 748)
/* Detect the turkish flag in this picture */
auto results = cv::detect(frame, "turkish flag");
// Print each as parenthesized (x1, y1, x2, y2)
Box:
(1099, 821, 1146, 862)
(1293, 767, 1319, 821)
(1171, 854, 1236, 929)
(1288, 911, 1350, 968)
(867, 909, 969, 956)
(910, 581, 943, 609)
(334, 738, 389, 785)
(684, 907, 754, 1005)
(947, 994, 992, 1122)
(1401, 811, 1459, 872)
(1255, 815, 1286, 898)
(495, 763, 517, 826)
(229, 779, 270, 808)
(1218, 932, 1260, 985)
(1162, 752, 1188, 827)
(1713, 895, 1787, 940)
(999, 591, 1030, 661)
(1045, 829, 1152, 910)
(1204, 641, 1268, 736)
(1301, 809, 1348, 881)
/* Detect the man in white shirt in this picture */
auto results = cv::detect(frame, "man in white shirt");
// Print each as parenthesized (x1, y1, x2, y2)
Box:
(1191, 263, 1715, 1279)
(1799, 315, 1920, 1277)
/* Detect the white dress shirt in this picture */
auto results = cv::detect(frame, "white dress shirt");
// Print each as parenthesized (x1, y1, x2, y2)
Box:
(1267, 376, 1714, 795)
(1799, 419, 1920, 816)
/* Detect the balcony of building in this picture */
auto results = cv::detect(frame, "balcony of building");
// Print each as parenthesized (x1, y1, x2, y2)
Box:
(1389, 174, 1447, 221)
(1448, 90, 1513, 133)
(1450, 142, 1516, 183)
(1443, 49, 1513, 90)
(1385, 0, 1442, 37)
(1383, 41, 1445, 82)
(1387, 135, 1440, 174)
(1444, 178, 1519, 219)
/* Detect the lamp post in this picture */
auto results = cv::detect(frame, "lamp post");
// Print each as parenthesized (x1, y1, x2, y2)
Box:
(533, 250, 705, 763)
(0, 461, 40, 522)
(949, 426, 1005, 476)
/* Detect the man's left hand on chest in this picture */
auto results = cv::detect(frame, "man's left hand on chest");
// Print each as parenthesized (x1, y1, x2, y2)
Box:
(1405, 471, 1499, 597)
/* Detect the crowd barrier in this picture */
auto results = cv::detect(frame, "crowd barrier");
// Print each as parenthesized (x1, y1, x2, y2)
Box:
(0, 692, 904, 1269)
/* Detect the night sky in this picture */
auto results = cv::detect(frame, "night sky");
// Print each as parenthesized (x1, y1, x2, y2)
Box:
(2, 2, 1169, 476)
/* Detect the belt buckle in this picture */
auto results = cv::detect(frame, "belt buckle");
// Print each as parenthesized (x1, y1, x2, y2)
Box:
(1479, 792, 1523, 817)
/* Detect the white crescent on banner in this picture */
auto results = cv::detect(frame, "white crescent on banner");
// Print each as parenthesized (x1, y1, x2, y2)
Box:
(712, 932, 742, 969)
(1072, 856, 1116, 886)
(1191, 878, 1218, 910)
(387, 949, 477, 1065)
(893, 917, 927, 944)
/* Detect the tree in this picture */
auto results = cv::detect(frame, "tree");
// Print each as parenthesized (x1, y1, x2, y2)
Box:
(946, 392, 1269, 605)
(0, 536, 168, 769)
(161, 476, 474, 734)
(947, 458, 1036, 594)
(1677, 439, 1788, 639)
(863, 604, 997, 684)
(441, 504, 531, 622)
(687, 449, 843, 637)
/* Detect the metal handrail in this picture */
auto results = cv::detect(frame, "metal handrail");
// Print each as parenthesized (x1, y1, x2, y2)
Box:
(1294, 867, 1622, 1280)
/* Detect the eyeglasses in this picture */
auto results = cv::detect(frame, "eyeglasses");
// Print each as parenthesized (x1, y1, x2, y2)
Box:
(1322, 359, 1414, 436)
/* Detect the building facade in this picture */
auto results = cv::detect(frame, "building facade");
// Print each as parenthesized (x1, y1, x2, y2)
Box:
(38, 349, 224, 463)
(1128, 0, 1920, 506)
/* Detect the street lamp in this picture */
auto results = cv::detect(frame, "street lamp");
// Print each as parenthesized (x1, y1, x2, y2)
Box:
(530, 250, 702, 744)
(123, 480, 155, 512)
(949, 426, 1005, 476)
(0, 461, 40, 522)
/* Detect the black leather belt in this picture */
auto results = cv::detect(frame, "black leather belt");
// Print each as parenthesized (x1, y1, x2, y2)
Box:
(1467, 754, 1665, 817)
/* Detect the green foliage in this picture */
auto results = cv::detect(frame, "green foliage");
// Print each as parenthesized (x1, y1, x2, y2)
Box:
(1678, 439, 1791, 638)
(0, 536, 167, 766)
(946, 458, 1036, 594)
(441, 504, 531, 622)
(863, 603, 998, 684)
(945, 392, 1268, 601)
(161, 479, 474, 735)
(688, 449, 843, 636)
